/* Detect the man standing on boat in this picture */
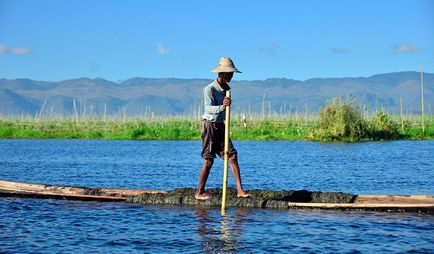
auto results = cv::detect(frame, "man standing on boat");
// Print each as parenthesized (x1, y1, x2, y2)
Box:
(195, 57, 250, 200)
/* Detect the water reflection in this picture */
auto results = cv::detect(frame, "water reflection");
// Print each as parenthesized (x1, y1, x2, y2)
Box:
(195, 206, 251, 253)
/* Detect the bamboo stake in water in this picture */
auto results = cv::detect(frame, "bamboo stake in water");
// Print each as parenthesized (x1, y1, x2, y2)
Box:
(39, 98, 47, 119)
(243, 114, 247, 130)
(420, 65, 425, 134)
(221, 90, 231, 213)
(73, 98, 79, 126)
(400, 97, 405, 132)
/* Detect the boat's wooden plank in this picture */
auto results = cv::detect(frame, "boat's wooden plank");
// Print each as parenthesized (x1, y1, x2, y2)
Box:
(0, 180, 166, 199)
(0, 189, 127, 201)
(356, 195, 434, 204)
(288, 202, 434, 208)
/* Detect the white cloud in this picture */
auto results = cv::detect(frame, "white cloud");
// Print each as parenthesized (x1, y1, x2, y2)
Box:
(156, 42, 170, 54)
(259, 42, 281, 57)
(10, 47, 30, 55)
(0, 44, 7, 54)
(393, 43, 420, 54)
(0, 43, 31, 55)
(331, 47, 349, 54)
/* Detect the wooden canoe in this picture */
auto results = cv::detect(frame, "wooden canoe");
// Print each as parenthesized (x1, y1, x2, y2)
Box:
(1, 180, 433, 213)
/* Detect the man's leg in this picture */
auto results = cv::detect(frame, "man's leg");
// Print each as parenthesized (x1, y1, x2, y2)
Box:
(228, 153, 250, 198)
(196, 158, 214, 200)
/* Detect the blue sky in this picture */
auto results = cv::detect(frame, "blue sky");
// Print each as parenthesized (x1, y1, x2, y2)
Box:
(0, 0, 433, 81)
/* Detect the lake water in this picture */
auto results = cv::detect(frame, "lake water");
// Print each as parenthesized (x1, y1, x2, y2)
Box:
(0, 139, 433, 253)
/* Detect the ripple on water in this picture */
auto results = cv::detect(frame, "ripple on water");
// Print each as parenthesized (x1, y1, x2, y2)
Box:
(0, 140, 433, 252)
(0, 198, 434, 252)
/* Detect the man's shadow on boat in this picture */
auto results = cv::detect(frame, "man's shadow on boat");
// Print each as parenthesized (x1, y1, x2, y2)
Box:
(195, 206, 251, 253)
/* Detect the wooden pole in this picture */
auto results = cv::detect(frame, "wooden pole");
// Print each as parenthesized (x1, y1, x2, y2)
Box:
(400, 97, 404, 132)
(243, 114, 247, 130)
(420, 65, 425, 134)
(39, 98, 47, 119)
(73, 98, 79, 126)
(103, 103, 107, 122)
(221, 90, 231, 213)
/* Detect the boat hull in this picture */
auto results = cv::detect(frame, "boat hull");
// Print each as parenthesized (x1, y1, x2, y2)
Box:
(1, 180, 433, 213)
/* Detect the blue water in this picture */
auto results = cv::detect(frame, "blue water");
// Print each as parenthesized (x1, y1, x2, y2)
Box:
(1, 139, 433, 253)
(1, 139, 433, 194)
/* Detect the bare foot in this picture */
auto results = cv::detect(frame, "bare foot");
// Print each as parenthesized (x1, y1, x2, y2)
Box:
(195, 192, 213, 200)
(237, 191, 251, 198)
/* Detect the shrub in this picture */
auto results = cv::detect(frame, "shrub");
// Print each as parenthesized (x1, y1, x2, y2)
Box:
(130, 123, 147, 139)
(316, 98, 369, 141)
(369, 111, 400, 140)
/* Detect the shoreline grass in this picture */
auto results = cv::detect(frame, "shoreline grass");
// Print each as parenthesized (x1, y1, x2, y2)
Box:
(0, 115, 432, 141)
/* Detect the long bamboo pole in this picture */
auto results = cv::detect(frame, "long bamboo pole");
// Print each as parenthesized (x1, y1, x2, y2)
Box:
(400, 97, 404, 132)
(221, 90, 231, 213)
(420, 65, 425, 134)
(73, 98, 79, 126)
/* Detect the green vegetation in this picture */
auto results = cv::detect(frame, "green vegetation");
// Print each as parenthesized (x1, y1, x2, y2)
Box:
(0, 117, 310, 140)
(312, 99, 407, 141)
(314, 98, 369, 141)
(0, 98, 433, 141)
(0, 115, 432, 141)
(0, 118, 199, 140)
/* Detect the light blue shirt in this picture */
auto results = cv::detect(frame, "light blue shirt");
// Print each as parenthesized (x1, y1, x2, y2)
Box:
(201, 80, 230, 123)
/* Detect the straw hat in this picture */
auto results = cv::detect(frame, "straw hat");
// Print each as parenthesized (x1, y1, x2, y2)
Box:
(211, 57, 241, 73)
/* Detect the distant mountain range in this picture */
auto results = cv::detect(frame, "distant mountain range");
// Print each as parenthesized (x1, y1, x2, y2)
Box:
(0, 71, 432, 117)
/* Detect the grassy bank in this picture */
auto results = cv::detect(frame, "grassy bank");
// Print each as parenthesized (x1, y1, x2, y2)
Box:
(0, 115, 432, 141)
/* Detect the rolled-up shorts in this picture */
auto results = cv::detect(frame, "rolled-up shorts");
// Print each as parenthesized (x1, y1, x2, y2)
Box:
(201, 120, 237, 159)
